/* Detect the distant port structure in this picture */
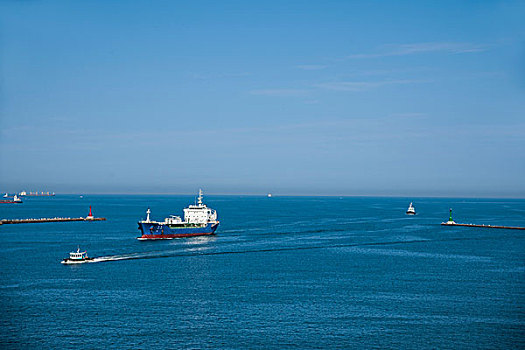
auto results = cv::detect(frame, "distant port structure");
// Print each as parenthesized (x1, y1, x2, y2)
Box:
(0, 206, 106, 225)
(441, 208, 525, 230)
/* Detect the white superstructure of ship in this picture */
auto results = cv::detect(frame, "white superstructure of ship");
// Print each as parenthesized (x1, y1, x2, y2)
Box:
(406, 202, 416, 215)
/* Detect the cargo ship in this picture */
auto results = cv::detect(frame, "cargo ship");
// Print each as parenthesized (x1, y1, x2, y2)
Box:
(137, 189, 219, 240)
(0, 194, 23, 204)
(19, 191, 55, 197)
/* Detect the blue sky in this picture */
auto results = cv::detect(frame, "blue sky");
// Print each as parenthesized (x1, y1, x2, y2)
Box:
(1, 0, 524, 196)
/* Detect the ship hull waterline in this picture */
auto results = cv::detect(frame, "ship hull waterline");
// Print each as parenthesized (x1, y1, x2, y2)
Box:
(137, 222, 219, 240)
(61, 258, 94, 265)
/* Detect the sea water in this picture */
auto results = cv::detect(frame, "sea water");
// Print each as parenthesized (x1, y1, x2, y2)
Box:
(0, 195, 524, 349)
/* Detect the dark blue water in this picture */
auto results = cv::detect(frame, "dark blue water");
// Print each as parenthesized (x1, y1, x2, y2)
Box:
(1, 196, 524, 349)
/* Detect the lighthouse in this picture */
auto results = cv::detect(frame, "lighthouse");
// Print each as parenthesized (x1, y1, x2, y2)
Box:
(442, 208, 456, 225)
(86, 206, 94, 220)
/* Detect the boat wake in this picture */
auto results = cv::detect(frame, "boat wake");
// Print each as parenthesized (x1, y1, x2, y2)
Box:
(70, 234, 506, 264)
(91, 251, 164, 263)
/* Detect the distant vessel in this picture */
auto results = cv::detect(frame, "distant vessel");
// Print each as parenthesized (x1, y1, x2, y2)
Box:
(137, 189, 219, 240)
(22, 191, 55, 197)
(406, 202, 416, 215)
(267, 193, 272, 198)
(0, 194, 23, 204)
(61, 247, 94, 264)
(3, 193, 8, 198)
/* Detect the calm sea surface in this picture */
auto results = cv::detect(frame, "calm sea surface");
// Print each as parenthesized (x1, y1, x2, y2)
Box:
(0, 195, 524, 349)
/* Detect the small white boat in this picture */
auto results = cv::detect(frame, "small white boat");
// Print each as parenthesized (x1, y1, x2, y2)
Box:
(3, 193, 8, 198)
(406, 202, 416, 215)
(13, 194, 22, 203)
(61, 247, 94, 264)
(267, 193, 272, 198)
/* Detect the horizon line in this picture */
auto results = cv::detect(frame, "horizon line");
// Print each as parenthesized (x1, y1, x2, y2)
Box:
(18, 192, 525, 199)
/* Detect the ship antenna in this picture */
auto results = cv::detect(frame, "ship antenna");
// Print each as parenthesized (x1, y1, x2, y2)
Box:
(198, 189, 203, 205)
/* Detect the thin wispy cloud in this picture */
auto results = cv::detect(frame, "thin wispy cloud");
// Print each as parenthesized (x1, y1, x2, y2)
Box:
(347, 42, 488, 59)
(189, 72, 251, 80)
(296, 65, 328, 70)
(249, 89, 310, 97)
(250, 79, 429, 97)
(389, 112, 428, 118)
(303, 100, 319, 104)
(314, 79, 429, 92)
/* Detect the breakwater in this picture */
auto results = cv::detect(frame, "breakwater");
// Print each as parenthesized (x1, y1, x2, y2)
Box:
(441, 222, 525, 230)
(0, 217, 106, 225)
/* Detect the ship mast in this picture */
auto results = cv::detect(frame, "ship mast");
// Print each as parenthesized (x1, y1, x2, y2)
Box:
(198, 189, 203, 206)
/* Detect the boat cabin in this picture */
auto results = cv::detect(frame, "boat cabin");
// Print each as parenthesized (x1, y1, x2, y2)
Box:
(69, 248, 88, 260)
